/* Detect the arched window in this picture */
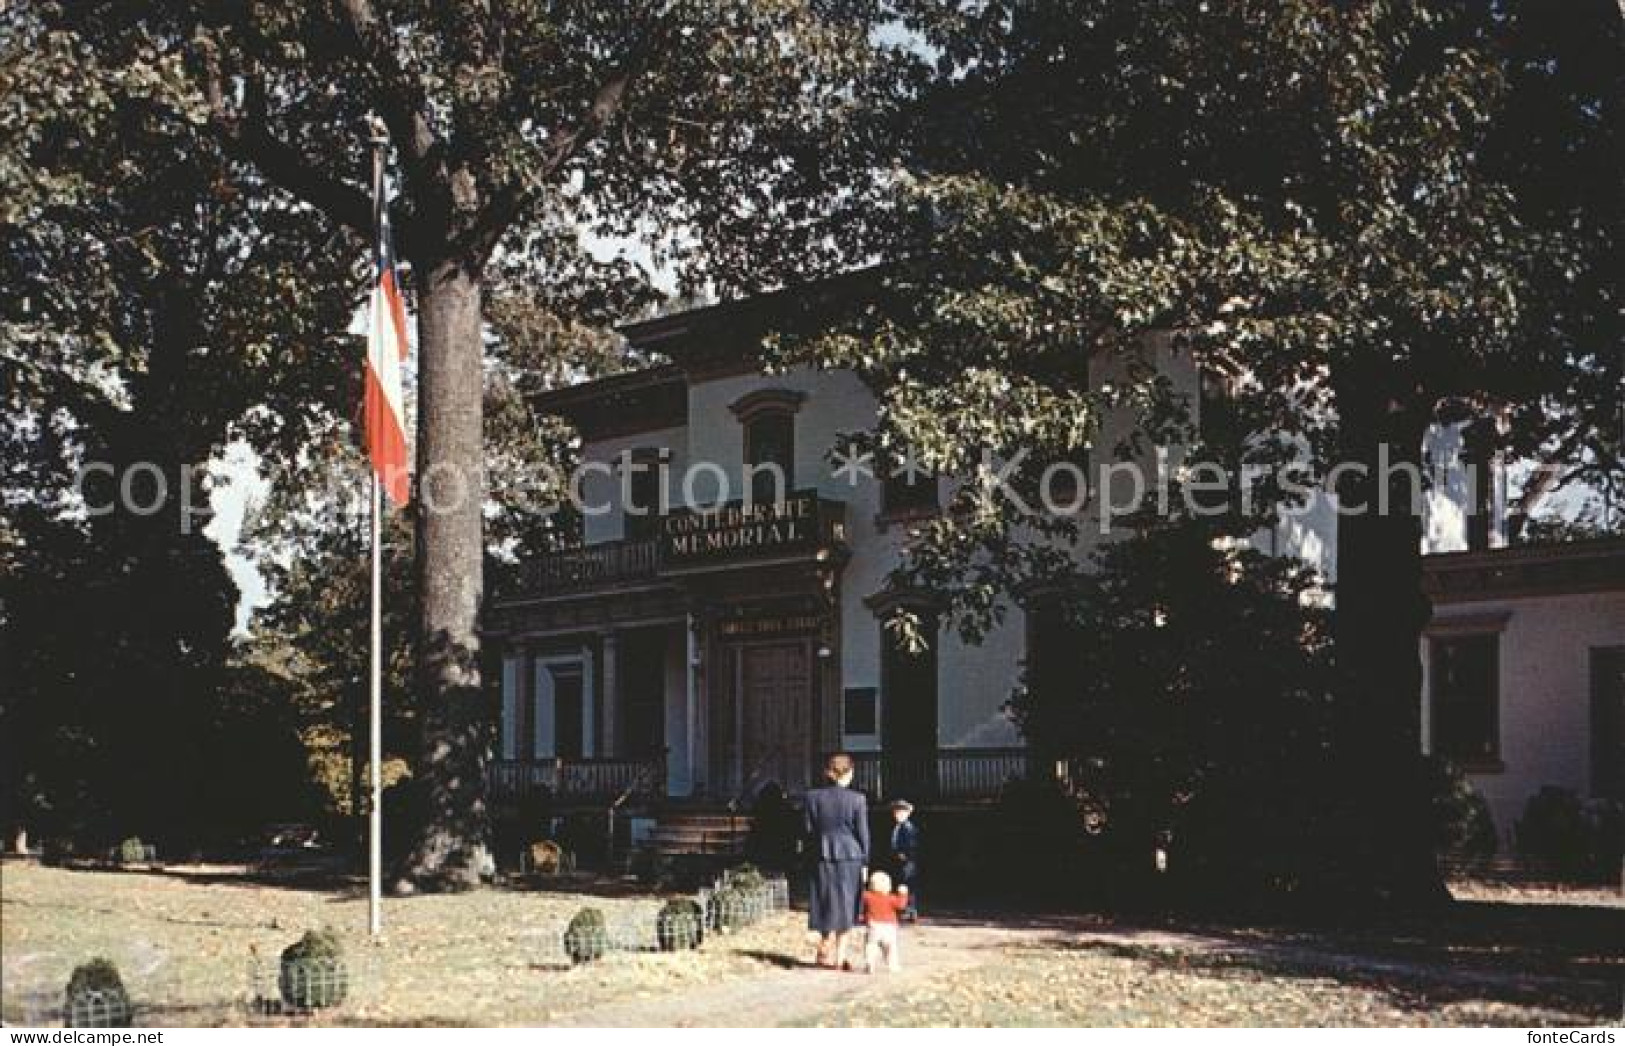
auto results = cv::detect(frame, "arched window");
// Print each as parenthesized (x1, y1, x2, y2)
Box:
(731, 389, 804, 505)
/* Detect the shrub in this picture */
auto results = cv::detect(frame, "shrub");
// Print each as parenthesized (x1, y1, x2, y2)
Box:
(563, 908, 609, 964)
(1516, 787, 1624, 880)
(115, 838, 150, 866)
(64, 958, 132, 1028)
(722, 863, 766, 894)
(655, 898, 705, 952)
(1425, 758, 1498, 859)
(278, 930, 349, 1010)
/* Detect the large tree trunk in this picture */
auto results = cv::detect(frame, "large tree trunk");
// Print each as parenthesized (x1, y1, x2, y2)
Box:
(398, 256, 493, 891)
(1326, 369, 1452, 910)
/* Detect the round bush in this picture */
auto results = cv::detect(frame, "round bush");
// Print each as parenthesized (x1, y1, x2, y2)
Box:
(278, 930, 349, 1010)
(65, 958, 132, 1028)
(563, 907, 609, 964)
(116, 838, 150, 866)
(724, 864, 767, 894)
(655, 898, 705, 952)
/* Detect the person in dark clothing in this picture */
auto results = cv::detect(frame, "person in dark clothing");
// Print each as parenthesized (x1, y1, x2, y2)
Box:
(885, 799, 921, 919)
(802, 752, 869, 969)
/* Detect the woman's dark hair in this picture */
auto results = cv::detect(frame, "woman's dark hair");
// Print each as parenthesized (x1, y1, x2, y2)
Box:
(825, 753, 854, 780)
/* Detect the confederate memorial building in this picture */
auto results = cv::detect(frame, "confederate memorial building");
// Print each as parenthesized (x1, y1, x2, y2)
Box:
(484, 285, 1625, 851)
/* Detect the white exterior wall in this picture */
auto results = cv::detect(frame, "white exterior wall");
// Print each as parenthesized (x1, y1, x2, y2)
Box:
(685, 366, 1031, 749)
(579, 424, 690, 544)
(1423, 590, 1625, 843)
(550, 350, 1517, 785)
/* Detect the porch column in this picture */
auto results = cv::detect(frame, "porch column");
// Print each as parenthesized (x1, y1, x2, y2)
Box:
(600, 630, 619, 758)
(581, 642, 597, 757)
(687, 612, 704, 793)
(500, 653, 521, 760)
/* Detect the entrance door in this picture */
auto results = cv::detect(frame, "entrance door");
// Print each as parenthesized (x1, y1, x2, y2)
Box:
(739, 642, 812, 793)
(552, 666, 585, 759)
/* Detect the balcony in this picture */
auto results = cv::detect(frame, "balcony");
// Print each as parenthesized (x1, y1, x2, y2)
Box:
(850, 747, 1036, 803)
(515, 538, 661, 593)
(490, 755, 666, 803)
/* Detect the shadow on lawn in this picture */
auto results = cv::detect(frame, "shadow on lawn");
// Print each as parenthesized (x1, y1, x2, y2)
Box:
(1033, 899, 1623, 1022)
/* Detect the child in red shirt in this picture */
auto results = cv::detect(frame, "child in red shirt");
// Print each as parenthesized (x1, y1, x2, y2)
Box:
(860, 870, 909, 973)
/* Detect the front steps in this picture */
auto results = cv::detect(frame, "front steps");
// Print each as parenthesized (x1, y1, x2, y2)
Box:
(644, 810, 755, 857)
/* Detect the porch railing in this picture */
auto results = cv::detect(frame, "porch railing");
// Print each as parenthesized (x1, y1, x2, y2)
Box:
(516, 538, 662, 593)
(490, 755, 666, 803)
(850, 747, 1034, 802)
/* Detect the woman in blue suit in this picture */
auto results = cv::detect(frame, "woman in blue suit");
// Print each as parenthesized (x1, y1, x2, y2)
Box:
(802, 752, 869, 969)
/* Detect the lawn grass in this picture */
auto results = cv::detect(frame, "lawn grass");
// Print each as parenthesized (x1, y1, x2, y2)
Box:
(4, 862, 1618, 1027)
(0, 862, 805, 1026)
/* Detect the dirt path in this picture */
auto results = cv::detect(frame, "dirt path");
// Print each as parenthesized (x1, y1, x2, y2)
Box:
(556, 911, 1622, 1027)
(555, 919, 1027, 1027)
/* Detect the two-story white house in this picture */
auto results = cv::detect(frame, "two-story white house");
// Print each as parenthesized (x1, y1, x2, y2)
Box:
(484, 282, 1624, 853)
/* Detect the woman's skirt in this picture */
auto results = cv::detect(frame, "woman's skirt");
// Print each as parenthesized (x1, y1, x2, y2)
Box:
(808, 858, 863, 933)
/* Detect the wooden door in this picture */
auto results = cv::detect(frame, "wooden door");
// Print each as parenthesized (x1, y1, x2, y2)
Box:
(740, 642, 811, 793)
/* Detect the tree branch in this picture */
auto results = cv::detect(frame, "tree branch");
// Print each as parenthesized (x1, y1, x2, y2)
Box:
(332, 0, 438, 176)
(459, 9, 677, 263)
(196, 35, 378, 245)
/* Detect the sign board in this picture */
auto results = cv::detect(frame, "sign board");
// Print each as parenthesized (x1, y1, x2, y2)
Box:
(662, 492, 825, 565)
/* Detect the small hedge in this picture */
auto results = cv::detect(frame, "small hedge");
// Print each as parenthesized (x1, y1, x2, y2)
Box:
(278, 930, 348, 1010)
(1426, 758, 1498, 859)
(1516, 787, 1624, 880)
(65, 958, 132, 1028)
(655, 898, 705, 952)
(563, 908, 609, 964)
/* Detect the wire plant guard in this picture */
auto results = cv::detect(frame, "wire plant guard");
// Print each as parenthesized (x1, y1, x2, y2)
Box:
(63, 959, 133, 1029)
(244, 930, 350, 1015)
(548, 865, 790, 965)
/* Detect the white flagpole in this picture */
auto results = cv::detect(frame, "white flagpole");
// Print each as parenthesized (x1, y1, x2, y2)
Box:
(368, 129, 388, 939)
(369, 468, 384, 937)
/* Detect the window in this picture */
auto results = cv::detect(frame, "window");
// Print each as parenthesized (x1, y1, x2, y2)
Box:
(732, 389, 804, 506)
(744, 411, 794, 504)
(843, 686, 878, 737)
(1430, 634, 1500, 763)
(1038, 448, 1093, 513)
(622, 449, 663, 541)
(881, 612, 938, 755)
